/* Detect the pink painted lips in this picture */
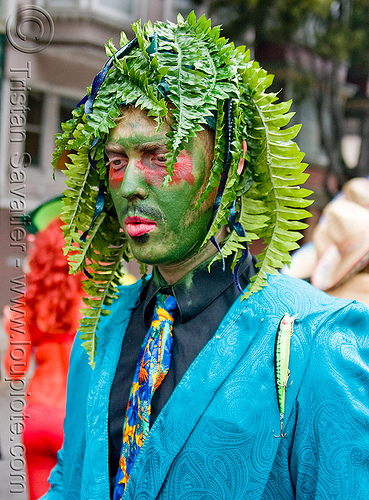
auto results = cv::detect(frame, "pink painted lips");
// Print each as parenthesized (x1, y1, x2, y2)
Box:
(124, 216, 157, 237)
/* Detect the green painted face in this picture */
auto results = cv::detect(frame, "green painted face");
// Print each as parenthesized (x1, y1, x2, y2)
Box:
(106, 107, 216, 269)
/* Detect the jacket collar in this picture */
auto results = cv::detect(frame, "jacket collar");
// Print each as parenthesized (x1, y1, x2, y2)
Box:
(143, 251, 256, 324)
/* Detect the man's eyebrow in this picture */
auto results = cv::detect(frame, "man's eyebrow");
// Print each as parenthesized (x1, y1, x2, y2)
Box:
(138, 142, 168, 152)
(104, 142, 125, 154)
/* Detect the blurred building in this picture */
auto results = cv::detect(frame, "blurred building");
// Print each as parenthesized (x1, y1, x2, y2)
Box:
(0, 2, 5, 122)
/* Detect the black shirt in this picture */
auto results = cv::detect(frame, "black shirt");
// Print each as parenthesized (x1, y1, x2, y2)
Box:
(108, 251, 257, 491)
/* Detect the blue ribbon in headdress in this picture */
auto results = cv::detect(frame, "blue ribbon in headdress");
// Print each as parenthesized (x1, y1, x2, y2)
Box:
(78, 37, 139, 116)
(207, 99, 234, 271)
(80, 179, 106, 242)
(88, 137, 100, 171)
(227, 201, 248, 293)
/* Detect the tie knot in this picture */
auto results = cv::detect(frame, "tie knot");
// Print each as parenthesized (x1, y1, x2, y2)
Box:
(156, 293, 177, 316)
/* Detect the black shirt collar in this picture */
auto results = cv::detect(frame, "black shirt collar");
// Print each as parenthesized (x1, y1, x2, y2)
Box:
(142, 251, 257, 326)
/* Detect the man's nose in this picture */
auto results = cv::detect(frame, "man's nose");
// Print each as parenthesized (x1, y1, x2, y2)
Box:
(119, 159, 147, 200)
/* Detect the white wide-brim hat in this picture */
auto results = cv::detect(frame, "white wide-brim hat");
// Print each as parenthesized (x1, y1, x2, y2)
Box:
(311, 199, 369, 291)
(281, 213, 334, 280)
(281, 241, 317, 280)
(343, 177, 369, 209)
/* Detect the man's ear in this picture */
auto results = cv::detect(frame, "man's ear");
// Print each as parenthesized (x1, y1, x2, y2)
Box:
(237, 139, 247, 175)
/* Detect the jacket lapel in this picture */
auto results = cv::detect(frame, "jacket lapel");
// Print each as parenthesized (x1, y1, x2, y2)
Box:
(82, 281, 143, 499)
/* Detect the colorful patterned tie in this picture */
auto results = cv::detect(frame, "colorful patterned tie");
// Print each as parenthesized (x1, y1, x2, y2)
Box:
(113, 293, 177, 499)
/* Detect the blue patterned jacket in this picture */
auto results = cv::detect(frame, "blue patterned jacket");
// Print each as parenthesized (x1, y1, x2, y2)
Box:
(41, 274, 369, 499)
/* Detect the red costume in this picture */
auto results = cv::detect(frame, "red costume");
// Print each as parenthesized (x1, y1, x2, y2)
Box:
(4, 218, 83, 500)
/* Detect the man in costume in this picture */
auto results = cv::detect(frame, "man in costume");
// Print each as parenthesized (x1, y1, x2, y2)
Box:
(42, 14, 369, 500)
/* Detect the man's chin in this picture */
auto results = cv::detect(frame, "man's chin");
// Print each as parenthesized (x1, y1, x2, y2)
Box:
(129, 233, 150, 245)
(127, 233, 158, 265)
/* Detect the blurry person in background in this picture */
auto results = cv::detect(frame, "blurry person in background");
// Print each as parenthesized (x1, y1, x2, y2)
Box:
(311, 198, 369, 306)
(284, 177, 369, 307)
(3, 204, 84, 500)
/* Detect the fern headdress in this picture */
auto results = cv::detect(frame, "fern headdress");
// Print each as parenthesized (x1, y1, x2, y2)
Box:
(55, 12, 312, 366)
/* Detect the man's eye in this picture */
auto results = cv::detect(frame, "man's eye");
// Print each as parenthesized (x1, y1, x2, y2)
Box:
(106, 156, 127, 170)
(152, 154, 167, 166)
